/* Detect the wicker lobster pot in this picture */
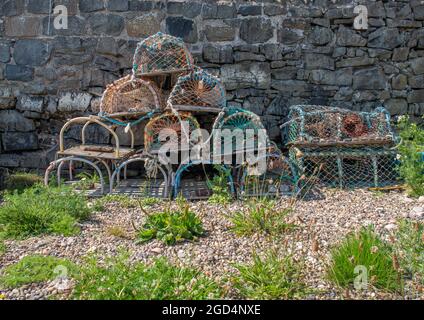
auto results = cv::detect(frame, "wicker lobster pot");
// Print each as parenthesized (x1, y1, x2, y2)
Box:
(133, 32, 194, 77)
(144, 112, 201, 154)
(100, 75, 163, 118)
(167, 68, 226, 112)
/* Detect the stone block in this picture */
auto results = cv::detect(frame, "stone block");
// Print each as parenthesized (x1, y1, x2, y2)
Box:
(0, 110, 36, 132)
(127, 13, 162, 38)
(221, 62, 271, 90)
(240, 17, 273, 44)
(13, 40, 51, 67)
(2, 132, 39, 151)
(58, 92, 92, 112)
(166, 16, 197, 43)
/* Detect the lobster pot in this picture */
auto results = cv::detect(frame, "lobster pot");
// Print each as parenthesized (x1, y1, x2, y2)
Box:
(167, 69, 226, 112)
(100, 75, 163, 117)
(212, 108, 268, 158)
(287, 105, 396, 146)
(238, 152, 296, 198)
(173, 162, 234, 200)
(290, 147, 398, 188)
(144, 112, 200, 154)
(133, 32, 194, 76)
(110, 156, 170, 198)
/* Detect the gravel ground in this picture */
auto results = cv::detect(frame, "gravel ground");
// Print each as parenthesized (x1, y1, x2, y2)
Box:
(0, 188, 423, 300)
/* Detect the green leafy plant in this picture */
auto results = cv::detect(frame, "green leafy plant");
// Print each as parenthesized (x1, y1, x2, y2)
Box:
(3, 172, 43, 193)
(137, 196, 203, 245)
(397, 115, 424, 197)
(327, 227, 402, 292)
(207, 165, 232, 205)
(231, 251, 308, 299)
(75, 172, 100, 191)
(72, 252, 222, 300)
(0, 184, 94, 239)
(394, 220, 424, 283)
(228, 198, 294, 236)
(0, 255, 76, 289)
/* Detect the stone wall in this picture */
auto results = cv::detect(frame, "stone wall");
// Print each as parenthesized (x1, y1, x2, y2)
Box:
(1, 0, 424, 171)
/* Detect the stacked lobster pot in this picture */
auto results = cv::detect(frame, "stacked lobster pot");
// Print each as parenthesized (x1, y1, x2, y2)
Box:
(286, 105, 399, 189)
(45, 32, 297, 200)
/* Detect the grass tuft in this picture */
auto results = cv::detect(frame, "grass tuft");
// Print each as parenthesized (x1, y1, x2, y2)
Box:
(394, 219, 424, 284)
(0, 255, 76, 289)
(106, 226, 129, 239)
(231, 250, 308, 299)
(0, 184, 94, 239)
(137, 196, 203, 245)
(228, 198, 294, 236)
(98, 194, 138, 208)
(327, 227, 403, 292)
(3, 172, 43, 193)
(72, 252, 222, 300)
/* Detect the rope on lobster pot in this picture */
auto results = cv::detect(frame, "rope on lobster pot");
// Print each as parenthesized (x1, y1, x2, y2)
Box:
(144, 157, 160, 179)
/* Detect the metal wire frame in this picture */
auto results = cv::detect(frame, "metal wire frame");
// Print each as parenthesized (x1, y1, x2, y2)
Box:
(133, 32, 194, 77)
(287, 105, 396, 146)
(289, 146, 399, 189)
(109, 155, 170, 198)
(144, 111, 201, 154)
(44, 156, 106, 195)
(59, 116, 134, 158)
(167, 68, 226, 112)
(172, 160, 235, 200)
(100, 75, 163, 117)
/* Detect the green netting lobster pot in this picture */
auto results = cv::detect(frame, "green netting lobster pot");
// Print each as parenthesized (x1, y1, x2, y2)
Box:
(173, 161, 235, 200)
(167, 68, 226, 112)
(211, 107, 268, 159)
(287, 105, 396, 147)
(132, 32, 194, 76)
(290, 147, 399, 188)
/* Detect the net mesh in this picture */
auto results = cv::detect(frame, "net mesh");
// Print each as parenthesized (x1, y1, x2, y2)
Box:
(144, 112, 200, 153)
(167, 69, 226, 110)
(287, 105, 399, 189)
(290, 147, 399, 188)
(133, 32, 194, 76)
(100, 75, 163, 116)
(212, 108, 267, 155)
(287, 105, 396, 146)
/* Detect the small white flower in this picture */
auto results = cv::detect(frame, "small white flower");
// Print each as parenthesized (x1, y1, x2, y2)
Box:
(397, 115, 406, 123)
